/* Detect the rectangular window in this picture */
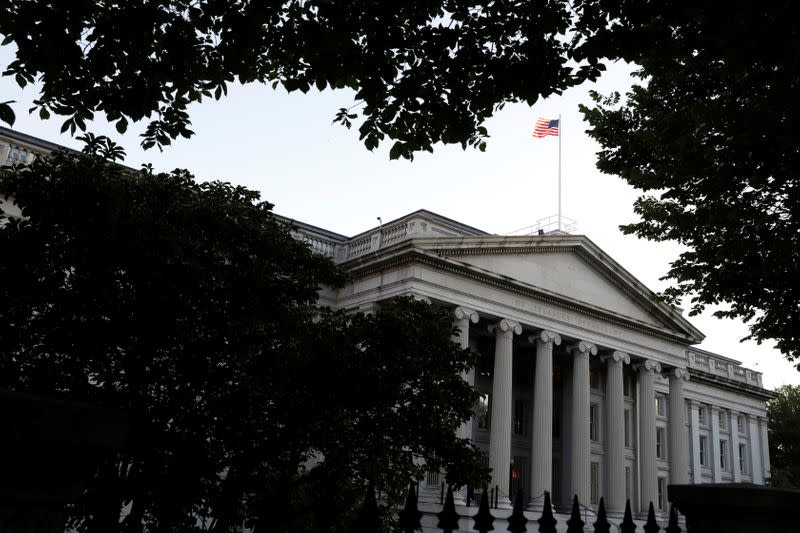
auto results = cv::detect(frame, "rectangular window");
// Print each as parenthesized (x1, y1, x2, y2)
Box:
(657, 478, 666, 511)
(739, 443, 748, 473)
(719, 413, 727, 431)
(720, 440, 728, 470)
(477, 394, 491, 431)
(9, 147, 30, 164)
(656, 395, 666, 417)
(656, 427, 666, 459)
(590, 462, 600, 504)
(698, 406, 707, 425)
(590, 403, 599, 441)
(513, 399, 528, 436)
(737, 415, 745, 434)
(623, 374, 631, 397)
(624, 409, 632, 447)
(699, 436, 708, 466)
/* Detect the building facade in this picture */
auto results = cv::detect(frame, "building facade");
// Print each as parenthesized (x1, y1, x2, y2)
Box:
(1, 127, 775, 525)
(281, 210, 773, 520)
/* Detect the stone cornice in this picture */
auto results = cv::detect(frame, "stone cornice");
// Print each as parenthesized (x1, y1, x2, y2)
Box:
(342, 244, 701, 345)
(688, 368, 776, 401)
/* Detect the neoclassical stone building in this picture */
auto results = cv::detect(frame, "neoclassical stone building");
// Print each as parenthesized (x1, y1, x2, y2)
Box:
(1, 126, 774, 524)
(282, 209, 773, 519)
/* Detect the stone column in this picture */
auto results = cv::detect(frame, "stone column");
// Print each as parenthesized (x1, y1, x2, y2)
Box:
(668, 368, 691, 486)
(528, 330, 561, 507)
(748, 414, 764, 484)
(488, 319, 521, 507)
(451, 307, 479, 505)
(603, 350, 629, 515)
(710, 407, 723, 482)
(730, 410, 742, 482)
(0, 142, 10, 165)
(454, 306, 480, 441)
(760, 418, 771, 482)
(636, 359, 660, 513)
(690, 401, 702, 483)
(569, 340, 597, 505)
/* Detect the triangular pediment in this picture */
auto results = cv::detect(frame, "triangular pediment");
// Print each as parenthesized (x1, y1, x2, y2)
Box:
(460, 250, 664, 325)
(419, 235, 703, 341)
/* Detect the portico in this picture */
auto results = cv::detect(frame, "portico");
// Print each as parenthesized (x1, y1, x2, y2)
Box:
(460, 311, 691, 514)
(281, 208, 773, 519)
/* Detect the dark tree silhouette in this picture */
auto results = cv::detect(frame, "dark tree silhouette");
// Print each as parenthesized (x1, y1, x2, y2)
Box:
(0, 147, 488, 531)
(767, 385, 800, 487)
(581, 1, 800, 362)
(4, 2, 797, 364)
(0, 1, 605, 157)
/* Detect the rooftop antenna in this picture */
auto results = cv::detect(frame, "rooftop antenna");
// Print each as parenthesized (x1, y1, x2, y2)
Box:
(377, 217, 383, 248)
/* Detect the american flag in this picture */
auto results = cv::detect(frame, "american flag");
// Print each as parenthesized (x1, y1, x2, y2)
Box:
(533, 117, 559, 138)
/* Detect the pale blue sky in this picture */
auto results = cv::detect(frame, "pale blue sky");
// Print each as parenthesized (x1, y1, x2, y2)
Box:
(2, 46, 796, 388)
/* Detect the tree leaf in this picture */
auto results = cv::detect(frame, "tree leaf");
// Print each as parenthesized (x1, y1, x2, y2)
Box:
(0, 102, 15, 126)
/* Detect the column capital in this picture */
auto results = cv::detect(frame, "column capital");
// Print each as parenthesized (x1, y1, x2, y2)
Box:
(490, 318, 522, 336)
(668, 367, 691, 382)
(634, 358, 662, 374)
(528, 330, 562, 346)
(568, 340, 597, 356)
(454, 306, 479, 323)
(409, 293, 431, 304)
(601, 350, 630, 365)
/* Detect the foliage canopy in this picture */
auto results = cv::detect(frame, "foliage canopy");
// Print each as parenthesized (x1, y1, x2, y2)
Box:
(0, 0, 605, 158)
(0, 146, 487, 531)
(2, 0, 799, 452)
(580, 2, 800, 361)
(767, 385, 800, 488)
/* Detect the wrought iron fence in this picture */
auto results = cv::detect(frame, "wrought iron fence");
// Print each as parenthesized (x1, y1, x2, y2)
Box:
(361, 484, 683, 533)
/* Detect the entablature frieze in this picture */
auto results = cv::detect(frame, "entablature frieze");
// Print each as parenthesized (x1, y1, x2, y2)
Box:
(684, 392, 768, 419)
(687, 368, 776, 402)
(333, 271, 691, 369)
(342, 246, 701, 348)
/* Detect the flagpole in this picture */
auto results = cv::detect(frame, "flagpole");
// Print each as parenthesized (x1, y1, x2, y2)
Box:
(558, 114, 562, 232)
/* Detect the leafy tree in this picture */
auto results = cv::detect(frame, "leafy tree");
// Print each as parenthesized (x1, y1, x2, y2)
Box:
(579, 2, 800, 361)
(0, 0, 604, 158)
(2, 2, 795, 367)
(767, 385, 800, 488)
(0, 144, 487, 532)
